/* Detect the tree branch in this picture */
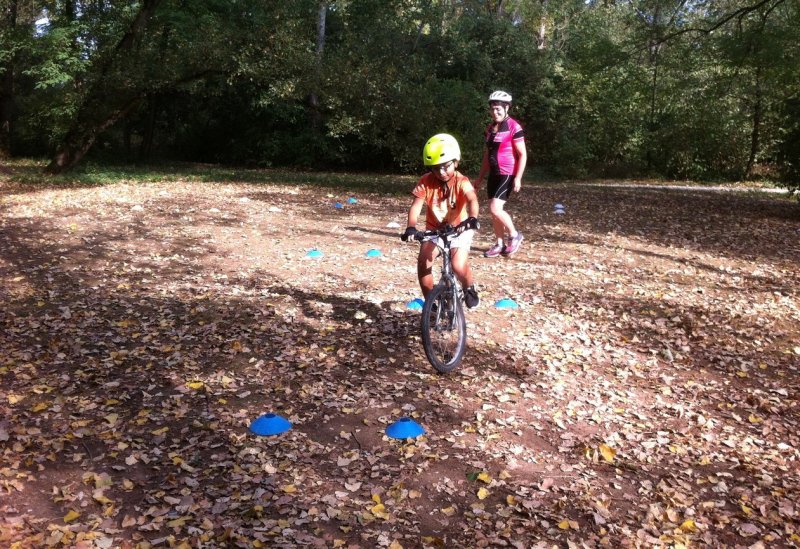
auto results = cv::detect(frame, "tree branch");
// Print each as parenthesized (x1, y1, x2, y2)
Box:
(654, 0, 788, 45)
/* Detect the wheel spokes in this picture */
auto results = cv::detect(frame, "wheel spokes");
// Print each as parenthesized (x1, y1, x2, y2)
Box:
(427, 296, 459, 363)
(421, 285, 467, 373)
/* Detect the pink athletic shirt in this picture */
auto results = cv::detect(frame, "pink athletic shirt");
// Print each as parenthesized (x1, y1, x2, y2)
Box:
(485, 117, 525, 176)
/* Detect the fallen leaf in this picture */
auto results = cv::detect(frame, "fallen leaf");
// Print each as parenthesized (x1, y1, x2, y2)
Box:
(167, 516, 188, 528)
(599, 443, 616, 463)
(370, 503, 389, 519)
(121, 515, 137, 528)
(93, 490, 113, 505)
(63, 510, 80, 523)
(739, 523, 759, 536)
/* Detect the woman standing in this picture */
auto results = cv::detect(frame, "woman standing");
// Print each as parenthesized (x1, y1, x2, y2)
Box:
(475, 90, 527, 258)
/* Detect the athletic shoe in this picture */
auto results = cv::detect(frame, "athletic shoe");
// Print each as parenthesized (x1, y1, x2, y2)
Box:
(502, 232, 524, 256)
(464, 286, 480, 309)
(483, 243, 506, 258)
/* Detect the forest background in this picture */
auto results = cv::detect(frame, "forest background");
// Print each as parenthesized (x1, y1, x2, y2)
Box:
(1, 0, 799, 186)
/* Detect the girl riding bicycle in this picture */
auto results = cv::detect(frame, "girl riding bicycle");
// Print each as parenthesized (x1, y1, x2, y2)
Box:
(401, 134, 480, 309)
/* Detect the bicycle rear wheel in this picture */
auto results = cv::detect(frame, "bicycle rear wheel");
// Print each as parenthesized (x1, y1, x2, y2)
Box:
(421, 284, 467, 373)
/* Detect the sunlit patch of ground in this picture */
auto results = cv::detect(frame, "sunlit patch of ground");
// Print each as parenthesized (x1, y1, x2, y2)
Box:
(1, 174, 798, 547)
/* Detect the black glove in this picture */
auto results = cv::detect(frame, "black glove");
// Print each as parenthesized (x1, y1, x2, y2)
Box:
(401, 226, 419, 242)
(457, 217, 479, 233)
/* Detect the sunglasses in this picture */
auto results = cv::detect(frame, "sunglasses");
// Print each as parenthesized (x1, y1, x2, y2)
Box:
(430, 160, 454, 174)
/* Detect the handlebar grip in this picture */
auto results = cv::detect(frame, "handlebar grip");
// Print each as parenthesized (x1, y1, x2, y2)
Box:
(458, 217, 479, 231)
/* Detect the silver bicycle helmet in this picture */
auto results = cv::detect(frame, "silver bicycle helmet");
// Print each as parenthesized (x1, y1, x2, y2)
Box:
(488, 90, 512, 104)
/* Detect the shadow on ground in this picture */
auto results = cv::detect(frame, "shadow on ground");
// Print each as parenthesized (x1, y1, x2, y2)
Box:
(1, 178, 798, 546)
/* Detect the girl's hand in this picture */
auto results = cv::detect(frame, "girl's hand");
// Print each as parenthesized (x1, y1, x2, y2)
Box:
(513, 178, 522, 192)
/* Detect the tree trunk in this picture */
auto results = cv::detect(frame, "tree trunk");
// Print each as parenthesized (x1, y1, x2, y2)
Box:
(646, 48, 660, 171)
(140, 97, 159, 160)
(487, 0, 506, 17)
(412, 0, 432, 53)
(0, 0, 18, 158)
(537, 19, 546, 49)
(308, 1, 327, 133)
(645, 4, 663, 172)
(46, 97, 144, 174)
(746, 64, 763, 179)
(124, 120, 132, 156)
(45, 0, 164, 174)
(536, 0, 548, 50)
(0, 59, 14, 159)
(744, 12, 769, 180)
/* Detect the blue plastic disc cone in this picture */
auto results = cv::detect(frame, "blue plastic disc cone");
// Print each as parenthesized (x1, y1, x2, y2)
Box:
(334, 202, 344, 209)
(555, 203, 565, 210)
(347, 197, 357, 204)
(495, 298, 519, 309)
(306, 249, 324, 258)
(386, 417, 425, 439)
(250, 413, 292, 436)
(406, 298, 424, 310)
(366, 249, 382, 258)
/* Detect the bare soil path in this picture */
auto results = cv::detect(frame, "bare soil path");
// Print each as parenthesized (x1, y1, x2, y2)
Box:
(1, 172, 799, 548)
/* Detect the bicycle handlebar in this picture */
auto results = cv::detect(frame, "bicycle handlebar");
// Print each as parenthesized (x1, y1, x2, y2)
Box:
(412, 219, 480, 242)
(414, 225, 458, 241)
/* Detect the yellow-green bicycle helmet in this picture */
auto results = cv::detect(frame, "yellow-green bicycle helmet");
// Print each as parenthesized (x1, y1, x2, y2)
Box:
(422, 134, 461, 167)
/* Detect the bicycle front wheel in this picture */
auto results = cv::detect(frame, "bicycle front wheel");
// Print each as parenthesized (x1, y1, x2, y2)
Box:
(421, 284, 467, 373)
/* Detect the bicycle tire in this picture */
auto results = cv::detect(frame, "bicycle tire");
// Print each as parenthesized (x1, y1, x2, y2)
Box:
(421, 283, 467, 373)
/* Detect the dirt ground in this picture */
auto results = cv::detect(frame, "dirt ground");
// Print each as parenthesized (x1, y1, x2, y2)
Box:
(1, 172, 799, 548)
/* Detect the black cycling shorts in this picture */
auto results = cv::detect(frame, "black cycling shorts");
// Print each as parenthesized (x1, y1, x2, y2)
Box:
(487, 174, 513, 201)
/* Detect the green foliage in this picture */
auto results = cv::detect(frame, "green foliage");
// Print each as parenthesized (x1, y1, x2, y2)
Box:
(2, 0, 799, 181)
(2, 157, 414, 195)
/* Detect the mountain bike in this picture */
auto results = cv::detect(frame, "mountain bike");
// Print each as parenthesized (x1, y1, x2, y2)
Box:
(413, 222, 477, 373)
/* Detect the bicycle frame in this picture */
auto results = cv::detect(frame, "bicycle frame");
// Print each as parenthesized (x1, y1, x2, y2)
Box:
(432, 233, 459, 292)
(417, 226, 462, 294)
(416, 225, 468, 372)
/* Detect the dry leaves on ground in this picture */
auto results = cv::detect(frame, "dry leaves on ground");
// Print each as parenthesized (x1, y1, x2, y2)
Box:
(1, 176, 799, 547)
